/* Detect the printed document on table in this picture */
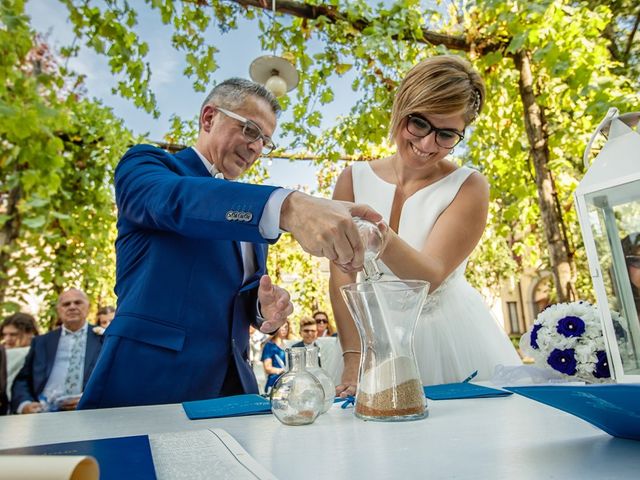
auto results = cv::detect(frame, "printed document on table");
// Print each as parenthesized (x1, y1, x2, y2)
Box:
(149, 428, 278, 480)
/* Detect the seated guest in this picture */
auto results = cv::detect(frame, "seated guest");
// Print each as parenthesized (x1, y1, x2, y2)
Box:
(292, 316, 319, 348)
(291, 316, 322, 366)
(313, 311, 335, 337)
(261, 321, 291, 394)
(97, 306, 115, 329)
(249, 325, 268, 367)
(2, 313, 40, 401)
(1, 312, 39, 349)
(92, 306, 116, 335)
(11, 289, 102, 414)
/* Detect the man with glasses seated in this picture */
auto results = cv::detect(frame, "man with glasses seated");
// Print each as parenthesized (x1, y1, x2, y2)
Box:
(79, 78, 381, 409)
(291, 317, 323, 368)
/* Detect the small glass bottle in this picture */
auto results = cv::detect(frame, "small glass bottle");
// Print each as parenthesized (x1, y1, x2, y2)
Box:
(353, 217, 384, 281)
(270, 348, 325, 426)
(304, 346, 335, 414)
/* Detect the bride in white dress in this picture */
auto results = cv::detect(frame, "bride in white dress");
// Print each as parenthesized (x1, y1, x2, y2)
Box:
(330, 55, 521, 396)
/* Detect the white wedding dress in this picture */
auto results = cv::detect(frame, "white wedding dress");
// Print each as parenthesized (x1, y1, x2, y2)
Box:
(352, 162, 522, 385)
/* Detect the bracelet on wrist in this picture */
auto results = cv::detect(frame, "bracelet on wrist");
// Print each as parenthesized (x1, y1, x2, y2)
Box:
(342, 349, 361, 356)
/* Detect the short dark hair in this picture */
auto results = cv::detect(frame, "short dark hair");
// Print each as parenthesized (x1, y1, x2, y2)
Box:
(1, 312, 39, 336)
(97, 306, 115, 316)
(200, 77, 281, 125)
(312, 311, 329, 320)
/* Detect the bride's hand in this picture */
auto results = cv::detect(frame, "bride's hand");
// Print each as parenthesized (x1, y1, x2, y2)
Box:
(376, 220, 391, 256)
(336, 351, 360, 398)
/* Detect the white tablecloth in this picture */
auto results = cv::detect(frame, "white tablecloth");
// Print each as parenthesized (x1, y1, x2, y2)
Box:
(1, 392, 639, 479)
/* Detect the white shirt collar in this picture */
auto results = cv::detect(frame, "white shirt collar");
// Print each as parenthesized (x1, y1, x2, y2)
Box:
(62, 322, 88, 336)
(192, 147, 225, 179)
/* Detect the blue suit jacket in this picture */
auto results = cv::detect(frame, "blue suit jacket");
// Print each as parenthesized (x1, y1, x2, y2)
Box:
(79, 145, 281, 409)
(10, 327, 102, 412)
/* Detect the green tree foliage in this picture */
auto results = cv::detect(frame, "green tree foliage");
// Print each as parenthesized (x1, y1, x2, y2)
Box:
(267, 232, 330, 327)
(8, 0, 640, 316)
(0, 0, 132, 326)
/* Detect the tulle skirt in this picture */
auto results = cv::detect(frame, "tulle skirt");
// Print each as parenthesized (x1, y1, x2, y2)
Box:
(414, 278, 522, 386)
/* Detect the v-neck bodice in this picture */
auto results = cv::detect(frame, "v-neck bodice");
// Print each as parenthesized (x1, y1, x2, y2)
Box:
(352, 161, 475, 254)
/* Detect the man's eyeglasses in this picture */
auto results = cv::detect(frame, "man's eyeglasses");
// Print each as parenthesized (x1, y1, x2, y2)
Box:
(406, 114, 464, 149)
(315, 318, 329, 324)
(216, 107, 276, 155)
(626, 255, 640, 268)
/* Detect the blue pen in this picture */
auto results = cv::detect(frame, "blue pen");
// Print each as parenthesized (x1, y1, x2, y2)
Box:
(340, 396, 355, 409)
(462, 370, 478, 383)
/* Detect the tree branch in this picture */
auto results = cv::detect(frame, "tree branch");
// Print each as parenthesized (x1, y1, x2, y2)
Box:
(624, 7, 640, 64)
(226, 0, 506, 54)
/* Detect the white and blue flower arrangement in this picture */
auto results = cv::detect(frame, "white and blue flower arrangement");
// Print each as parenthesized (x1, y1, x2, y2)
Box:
(519, 301, 622, 382)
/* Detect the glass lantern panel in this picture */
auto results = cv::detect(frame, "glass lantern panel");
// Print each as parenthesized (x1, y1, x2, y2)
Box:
(585, 178, 640, 376)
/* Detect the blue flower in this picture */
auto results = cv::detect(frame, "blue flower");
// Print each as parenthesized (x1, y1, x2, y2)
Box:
(547, 348, 577, 375)
(593, 350, 611, 378)
(556, 316, 586, 338)
(530, 323, 542, 349)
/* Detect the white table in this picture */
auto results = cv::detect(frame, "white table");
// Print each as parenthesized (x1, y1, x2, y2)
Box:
(1, 393, 639, 479)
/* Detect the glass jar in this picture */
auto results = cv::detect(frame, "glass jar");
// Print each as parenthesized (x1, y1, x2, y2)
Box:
(304, 346, 335, 414)
(270, 347, 325, 425)
(341, 280, 430, 422)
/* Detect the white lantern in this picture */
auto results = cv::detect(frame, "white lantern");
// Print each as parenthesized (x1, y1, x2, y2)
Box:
(574, 108, 640, 382)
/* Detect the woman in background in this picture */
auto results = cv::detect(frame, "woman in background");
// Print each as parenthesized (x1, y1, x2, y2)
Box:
(313, 311, 335, 337)
(261, 320, 292, 394)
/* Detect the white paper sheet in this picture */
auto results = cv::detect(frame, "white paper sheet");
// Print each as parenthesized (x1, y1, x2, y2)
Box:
(149, 428, 277, 480)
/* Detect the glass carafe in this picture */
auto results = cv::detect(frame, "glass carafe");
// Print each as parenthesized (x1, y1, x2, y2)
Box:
(270, 347, 325, 426)
(341, 280, 429, 421)
(304, 346, 335, 414)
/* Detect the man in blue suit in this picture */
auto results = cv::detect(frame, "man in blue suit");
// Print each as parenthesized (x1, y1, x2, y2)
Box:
(79, 78, 380, 409)
(11, 289, 102, 413)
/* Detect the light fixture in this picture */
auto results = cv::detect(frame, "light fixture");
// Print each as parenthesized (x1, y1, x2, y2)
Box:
(250, 55, 298, 97)
(249, 0, 298, 97)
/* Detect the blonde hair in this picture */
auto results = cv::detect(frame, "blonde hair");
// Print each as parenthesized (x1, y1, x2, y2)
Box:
(270, 319, 292, 340)
(299, 316, 316, 330)
(389, 55, 486, 142)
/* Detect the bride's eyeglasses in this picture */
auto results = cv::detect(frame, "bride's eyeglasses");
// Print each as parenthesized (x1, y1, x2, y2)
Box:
(216, 107, 277, 155)
(406, 114, 464, 149)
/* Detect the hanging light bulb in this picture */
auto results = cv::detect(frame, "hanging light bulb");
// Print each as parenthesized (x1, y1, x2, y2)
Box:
(250, 56, 298, 97)
(249, 0, 299, 97)
(265, 70, 288, 97)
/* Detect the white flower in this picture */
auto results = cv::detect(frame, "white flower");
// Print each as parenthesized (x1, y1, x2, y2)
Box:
(574, 344, 596, 364)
